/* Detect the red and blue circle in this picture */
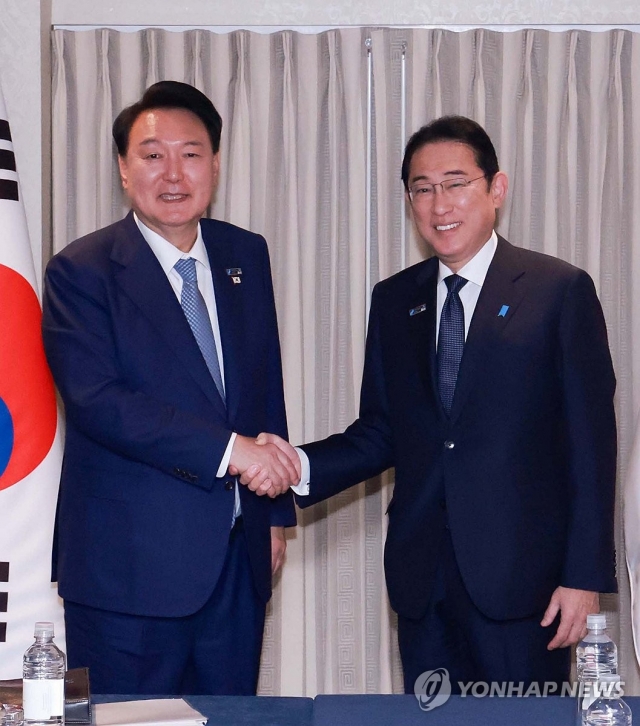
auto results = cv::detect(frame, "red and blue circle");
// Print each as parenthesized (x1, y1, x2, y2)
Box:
(0, 263, 57, 490)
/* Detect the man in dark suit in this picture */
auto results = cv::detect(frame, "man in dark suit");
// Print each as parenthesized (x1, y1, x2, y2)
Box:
(42, 81, 300, 696)
(255, 116, 617, 692)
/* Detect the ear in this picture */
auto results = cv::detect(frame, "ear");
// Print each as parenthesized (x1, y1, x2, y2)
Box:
(405, 189, 417, 221)
(212, 151, 220, 181)
(490, 171, 508, 209)
(117, 155, 128, 189)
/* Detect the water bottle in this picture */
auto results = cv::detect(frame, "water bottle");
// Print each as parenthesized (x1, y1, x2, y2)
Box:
(22, 622, 65, 726)
(2, 705, 24, 726)
(586, 674, 632, 725)
(576, 613, 618, 723)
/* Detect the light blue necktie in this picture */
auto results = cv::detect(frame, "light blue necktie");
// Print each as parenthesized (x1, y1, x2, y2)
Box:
(437, 274, 467, 415)
(174, 257, 226, 405)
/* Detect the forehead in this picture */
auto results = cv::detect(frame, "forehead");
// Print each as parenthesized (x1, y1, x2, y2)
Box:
(128, 107, 211, 147)
(409, 140, 480, 179)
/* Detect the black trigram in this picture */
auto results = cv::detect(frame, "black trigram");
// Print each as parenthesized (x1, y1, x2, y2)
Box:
(0, 561, 7, 643)
(0, 119, 18, 201)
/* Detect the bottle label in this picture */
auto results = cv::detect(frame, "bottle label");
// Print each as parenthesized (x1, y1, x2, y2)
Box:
(23, 678, 64, 719)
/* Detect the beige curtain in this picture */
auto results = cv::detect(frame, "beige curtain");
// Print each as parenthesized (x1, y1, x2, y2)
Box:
(51, 26, 639, 696)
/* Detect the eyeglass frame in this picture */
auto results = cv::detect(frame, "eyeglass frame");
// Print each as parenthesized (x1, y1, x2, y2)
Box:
(407, 174, 487, 203)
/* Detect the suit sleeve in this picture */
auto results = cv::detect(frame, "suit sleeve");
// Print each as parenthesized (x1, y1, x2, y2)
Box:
(297, 282, 395, 507)
(42, 252, 231, 491)
(559, 269, 617, 592)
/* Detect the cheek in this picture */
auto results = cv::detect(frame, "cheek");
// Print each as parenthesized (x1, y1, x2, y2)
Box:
(412, 207, 432, 229)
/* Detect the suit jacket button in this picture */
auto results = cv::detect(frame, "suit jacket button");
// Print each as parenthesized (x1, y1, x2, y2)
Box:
(224, 480, 235, 491)
(444, 440, 455, 449)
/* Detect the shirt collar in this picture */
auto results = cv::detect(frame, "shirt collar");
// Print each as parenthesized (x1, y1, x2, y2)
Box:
(437, 230, 498, 287)
(134, 213, 211, 274)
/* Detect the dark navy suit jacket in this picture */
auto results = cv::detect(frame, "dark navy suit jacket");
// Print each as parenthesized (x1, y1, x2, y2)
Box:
(299, 237, 617, 621)
(43, 211, 295, 617)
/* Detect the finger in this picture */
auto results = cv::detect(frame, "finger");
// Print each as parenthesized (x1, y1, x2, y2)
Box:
(540, 599, 559, 627)
(228, 465, 240, 476)
(272, 547, 285, 574)
(265, 453, 295, 489)
(256, 432, 272, 446)
(564, 619, 587, 647)
(244, 468, 271, 492)
(257, 478, 280, 496)
(273, 447, 298, 484)
(239, 464, 261, 486)
(547, 618, 571, 650)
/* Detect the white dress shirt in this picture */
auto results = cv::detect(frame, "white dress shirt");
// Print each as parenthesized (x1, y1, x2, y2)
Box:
(295, 231, 499, 495)
(436, 231, 497, 343)
(134, 214, 239, 511)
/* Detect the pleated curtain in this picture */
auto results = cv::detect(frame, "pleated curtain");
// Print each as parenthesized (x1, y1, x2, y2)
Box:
(51, 26, 640, 695)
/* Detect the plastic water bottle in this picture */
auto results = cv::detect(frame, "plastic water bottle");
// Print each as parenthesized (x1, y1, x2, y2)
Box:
(22, 622, 65, 726)
(2, 705, 25, 726)
(586, 674, 632, 725)
(577, 614, 618, 724)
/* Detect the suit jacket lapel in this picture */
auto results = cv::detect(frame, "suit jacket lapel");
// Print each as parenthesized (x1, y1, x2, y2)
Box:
(202, 226, 245, 426)
(110, 213, 227, 418)
(407, 257, 443, 415)
(449, 237, 527, 423)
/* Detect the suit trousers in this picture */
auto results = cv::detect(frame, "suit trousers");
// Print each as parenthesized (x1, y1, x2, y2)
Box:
(64, 518, 266, 695)
(397, 528, 570, 694)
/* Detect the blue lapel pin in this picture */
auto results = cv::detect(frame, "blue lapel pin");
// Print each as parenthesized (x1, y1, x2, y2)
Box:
(409, 304, 427, 317)
(498, 304, 509, 318)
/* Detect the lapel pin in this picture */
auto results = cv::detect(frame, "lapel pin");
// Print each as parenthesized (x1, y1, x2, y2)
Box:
(409, 304, 427, 317)
(226, 268, 243, 285)
(498, 305, 509, 318)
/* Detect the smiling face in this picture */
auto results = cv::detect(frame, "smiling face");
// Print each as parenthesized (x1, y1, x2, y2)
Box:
(407, 140, 508, 272)
(118, 107, 220, 252)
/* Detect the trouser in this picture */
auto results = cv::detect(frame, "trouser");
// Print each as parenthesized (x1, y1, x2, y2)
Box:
(65, 518, 266, 695)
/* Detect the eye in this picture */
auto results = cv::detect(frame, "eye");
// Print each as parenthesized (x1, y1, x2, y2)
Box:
(185, 152, 201, 158)
(413, 185, 433, 196)
(446, 179, 467, 190)
(145, 153, 162, 160)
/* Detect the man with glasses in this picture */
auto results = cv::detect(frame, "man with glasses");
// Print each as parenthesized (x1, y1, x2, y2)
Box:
(252, 116, 617, 692)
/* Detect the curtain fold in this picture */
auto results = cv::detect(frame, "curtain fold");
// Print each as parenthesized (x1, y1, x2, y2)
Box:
(51, 26, 639, 696)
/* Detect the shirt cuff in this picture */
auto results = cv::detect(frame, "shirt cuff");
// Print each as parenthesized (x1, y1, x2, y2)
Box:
(292, 446, 310, 496)
(217, 432, 237, 478)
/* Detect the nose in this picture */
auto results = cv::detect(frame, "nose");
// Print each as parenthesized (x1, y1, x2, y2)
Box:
(164, 155, 183, 183)
(432, 186, 453, 214)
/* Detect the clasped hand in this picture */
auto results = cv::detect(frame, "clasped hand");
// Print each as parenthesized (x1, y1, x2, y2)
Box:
(228, 433, 300, 498)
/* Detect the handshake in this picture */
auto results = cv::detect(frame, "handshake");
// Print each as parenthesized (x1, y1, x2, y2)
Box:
(228, 433, 301, 498)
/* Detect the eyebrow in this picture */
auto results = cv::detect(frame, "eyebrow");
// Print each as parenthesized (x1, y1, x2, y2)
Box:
(137, 138, 205, 147)
(410, 169, 469, 184)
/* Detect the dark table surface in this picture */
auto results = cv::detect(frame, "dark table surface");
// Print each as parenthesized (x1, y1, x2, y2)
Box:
(94, 693, 640, 726)
(314, 694, 640, 725)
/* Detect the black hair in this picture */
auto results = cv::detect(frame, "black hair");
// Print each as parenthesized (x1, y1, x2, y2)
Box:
(112, 80, 222, 156)
(401, 115, 499, 190)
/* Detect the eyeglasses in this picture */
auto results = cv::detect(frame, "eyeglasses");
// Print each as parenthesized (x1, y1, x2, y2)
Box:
(408, 175, 487, 203)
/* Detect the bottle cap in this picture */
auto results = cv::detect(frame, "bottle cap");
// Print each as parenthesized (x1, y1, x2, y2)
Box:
(586, 613, 607, 630)
(34, 621, 54, 637)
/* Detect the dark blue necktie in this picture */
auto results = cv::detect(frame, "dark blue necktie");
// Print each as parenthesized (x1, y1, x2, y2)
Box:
(174, 257, 226, 405)
(437, 274, 468, 415)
